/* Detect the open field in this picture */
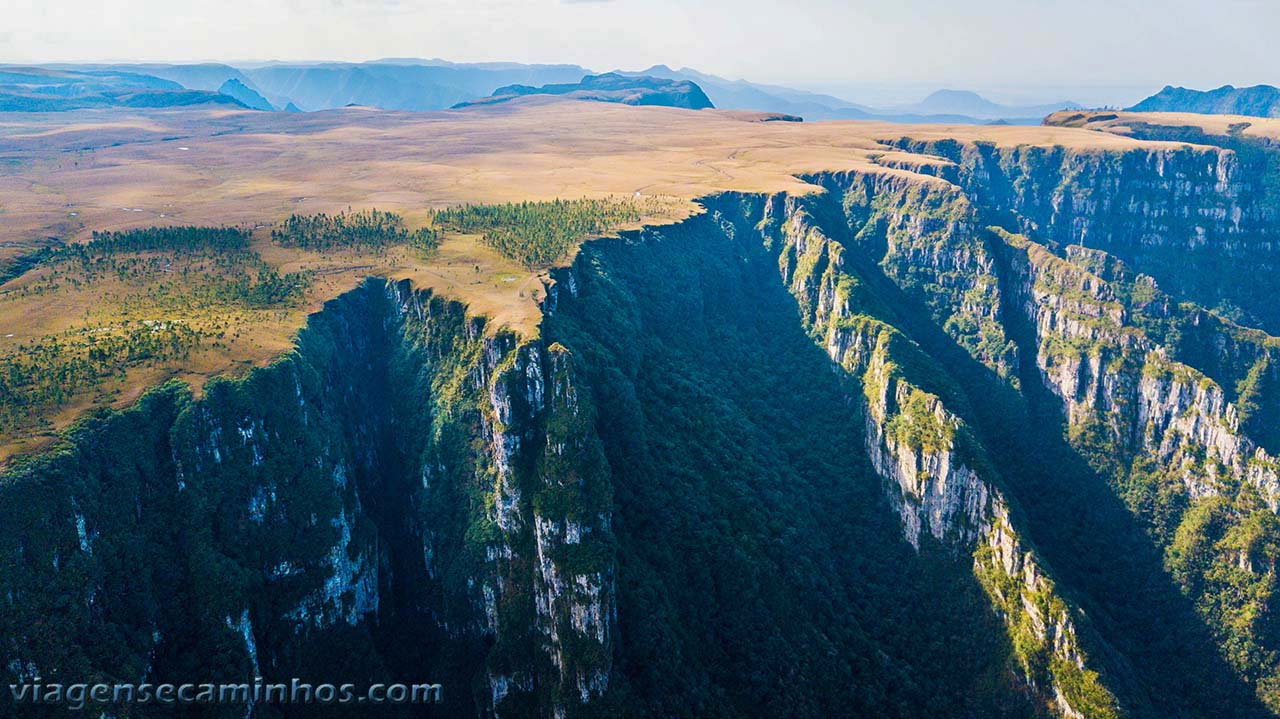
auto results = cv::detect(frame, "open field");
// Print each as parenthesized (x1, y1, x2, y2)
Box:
(1047, 109, 1280, 141)
(1, 99, 1190, 252)
(0, 99, 1204, 460)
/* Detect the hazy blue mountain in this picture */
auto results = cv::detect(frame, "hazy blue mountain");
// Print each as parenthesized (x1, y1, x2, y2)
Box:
(454, 73, 715, 110)
(241, 61, 592, 111)
(217, 78, 275, 111)
(1129, 84, 1280, 118)
(0, 66, 180, 92)
(615, 66, 1068, 124)
(121, 63, 256, 92)
(618, 64, 872, 119)
(890, 89, 1081, 120)
(37, 61, 593, 113)
(5, 60, 1079, 124)
(0, 67, 246, 111)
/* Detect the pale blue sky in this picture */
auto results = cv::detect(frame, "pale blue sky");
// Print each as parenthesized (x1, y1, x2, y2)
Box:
(3, 0, 1276, 104)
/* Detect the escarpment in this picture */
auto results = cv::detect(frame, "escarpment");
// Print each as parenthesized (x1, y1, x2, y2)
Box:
(0, 278, 616, 719)
(5, 130, 1280, 719)
(882, 135, 1280, 332)
(748, 193, 1116, 717)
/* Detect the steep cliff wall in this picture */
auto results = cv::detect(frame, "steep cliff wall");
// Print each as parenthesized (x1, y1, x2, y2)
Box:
(884, 136, 1280, 331)
(736, 192, 1118, 718)
(990, 226, 1280, 708)
(773, 158, 1280, 715)
(542, 211, 1038, 719)
(0, 278, 615, 719)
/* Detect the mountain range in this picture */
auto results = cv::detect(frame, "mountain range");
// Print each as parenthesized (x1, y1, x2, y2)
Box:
(1, 60, 1085, 124)
(0, 66, 248, 112)
(20, 61, 1279, 125)
(622, 66, 1082, 122)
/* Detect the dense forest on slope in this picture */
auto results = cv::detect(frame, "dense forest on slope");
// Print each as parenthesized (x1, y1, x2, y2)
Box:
(542, 218, 1034, 718)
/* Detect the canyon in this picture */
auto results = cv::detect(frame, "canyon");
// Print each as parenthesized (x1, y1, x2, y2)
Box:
(2, 106, 1280, 718)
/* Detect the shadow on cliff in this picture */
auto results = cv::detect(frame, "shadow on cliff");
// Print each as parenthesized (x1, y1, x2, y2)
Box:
(543, 215, 1041, 718)
(775, 189, 1272, 719)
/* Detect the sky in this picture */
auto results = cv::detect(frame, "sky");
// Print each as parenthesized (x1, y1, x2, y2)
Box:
(3, 0, 1278, 105)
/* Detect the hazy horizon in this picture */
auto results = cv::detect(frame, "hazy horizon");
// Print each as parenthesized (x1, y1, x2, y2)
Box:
(4, 0, 1276, 108)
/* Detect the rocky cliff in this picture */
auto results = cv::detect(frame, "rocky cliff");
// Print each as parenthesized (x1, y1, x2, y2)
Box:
(882, 136, 1280, 331)
(0, 278, 615, 719)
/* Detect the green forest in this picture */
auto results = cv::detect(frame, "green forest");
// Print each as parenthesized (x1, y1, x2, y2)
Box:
(429, 196, 662, 267)
(271, 209, 441, 253)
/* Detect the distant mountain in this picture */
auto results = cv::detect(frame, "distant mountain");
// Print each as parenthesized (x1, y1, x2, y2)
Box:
(241, 62, 592, 111)
(454, 73, 714, 110)
(1, 60, 1081, 125)
(614, 67, 1071, 124)
(618, 65, 871, 119)
(113, 63, 257, 92)
(1129, 84, 1280, 118)
(217, 78, 274, 111)
(891, 89, 1081, 120)
(110, 90, 247, 110)
(0, 67, 247, 111)
(33, 61, 593, 113)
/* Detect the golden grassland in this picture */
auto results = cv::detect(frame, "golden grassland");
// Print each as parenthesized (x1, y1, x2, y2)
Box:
(1046, 109, 1280, 141)
(0, 99, 1206, 462)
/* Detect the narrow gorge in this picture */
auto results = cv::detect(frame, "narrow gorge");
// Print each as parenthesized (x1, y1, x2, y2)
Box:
(5, 126, 1280, 719)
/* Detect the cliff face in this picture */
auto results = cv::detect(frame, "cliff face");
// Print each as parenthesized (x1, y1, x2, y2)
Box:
(5, 132, 1280, 719)
(0, 278, 615, 719)
(884, 137, 1280, 332)
(756, 152, 1280, 715)
(738, 192, 1117, 718)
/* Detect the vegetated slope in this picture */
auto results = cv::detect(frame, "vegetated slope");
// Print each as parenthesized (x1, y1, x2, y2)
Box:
(5, 127, 1280, 718)
(453, 73, 715, 111)
(883, 131, 1280, 333)
(1130, 85, 1280, 118)
(542, 216, 1032, 718)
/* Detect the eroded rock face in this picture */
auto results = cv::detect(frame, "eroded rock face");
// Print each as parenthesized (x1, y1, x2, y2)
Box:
(0, 278, 616, 719)
(753, 193, 1117, 718)
(885, 137, 1280, 331)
